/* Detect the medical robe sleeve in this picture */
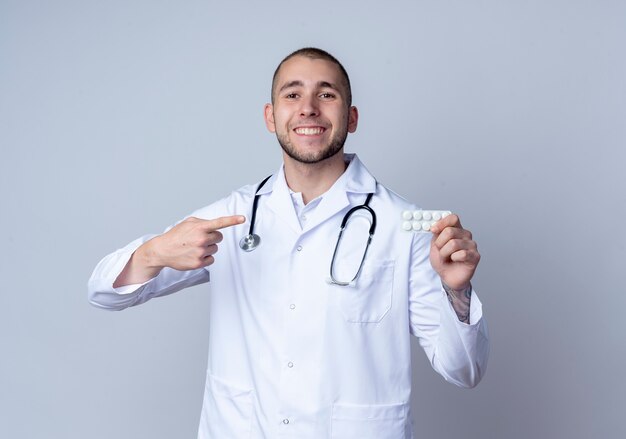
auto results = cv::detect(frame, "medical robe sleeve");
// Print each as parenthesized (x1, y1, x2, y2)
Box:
(408, 232, 489, 388)
(88, 233, 210, 311)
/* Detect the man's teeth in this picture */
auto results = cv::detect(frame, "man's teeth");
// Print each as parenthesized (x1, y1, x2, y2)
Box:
(295, 127, 324, 135)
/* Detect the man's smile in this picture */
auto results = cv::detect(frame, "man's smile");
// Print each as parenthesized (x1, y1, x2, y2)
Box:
(294, 126, 326, 136)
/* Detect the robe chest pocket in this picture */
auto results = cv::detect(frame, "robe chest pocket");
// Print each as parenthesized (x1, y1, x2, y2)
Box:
(336, 260, 395, 323)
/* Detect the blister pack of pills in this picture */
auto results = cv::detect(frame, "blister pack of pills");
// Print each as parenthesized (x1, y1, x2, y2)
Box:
(401, 210, 451, 232)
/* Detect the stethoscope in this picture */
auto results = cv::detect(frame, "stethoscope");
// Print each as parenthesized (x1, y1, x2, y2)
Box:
(239, 176, 377, 286)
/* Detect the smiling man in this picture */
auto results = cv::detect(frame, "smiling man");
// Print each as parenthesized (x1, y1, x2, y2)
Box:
(89, 47, 489, 439)
(268, 53, 357, 168)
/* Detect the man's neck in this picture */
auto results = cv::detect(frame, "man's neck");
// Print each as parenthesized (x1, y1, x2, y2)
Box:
(282, 152, 347, 204)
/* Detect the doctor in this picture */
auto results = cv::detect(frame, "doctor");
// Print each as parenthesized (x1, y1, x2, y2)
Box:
(89, 47, 489, 438)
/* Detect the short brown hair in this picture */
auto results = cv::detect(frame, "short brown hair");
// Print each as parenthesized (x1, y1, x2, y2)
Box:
(271, 47, 352, 106)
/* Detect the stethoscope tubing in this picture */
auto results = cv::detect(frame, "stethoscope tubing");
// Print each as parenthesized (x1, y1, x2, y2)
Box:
(248, 175, 272, 238)
(239, 175, 377, 286)
(239, 175, 272, 252)
(328, 194, 376, 286)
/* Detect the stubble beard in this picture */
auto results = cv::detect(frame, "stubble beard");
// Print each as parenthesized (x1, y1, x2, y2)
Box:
(277, 126, 348, 165)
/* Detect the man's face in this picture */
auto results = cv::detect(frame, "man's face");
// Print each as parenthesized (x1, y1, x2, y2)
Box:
(264, 56, 358, 164)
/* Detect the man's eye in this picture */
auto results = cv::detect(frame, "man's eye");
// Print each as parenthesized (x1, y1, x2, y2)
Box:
(285, 93, 298, 99)
(320, 93, 335, 99)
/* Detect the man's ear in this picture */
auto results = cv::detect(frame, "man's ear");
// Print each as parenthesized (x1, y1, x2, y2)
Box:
(348, 106, 359, 133)
(264, 103, 276, 133)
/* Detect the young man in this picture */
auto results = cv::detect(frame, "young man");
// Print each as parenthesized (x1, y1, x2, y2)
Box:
(89, 48, 489, 439)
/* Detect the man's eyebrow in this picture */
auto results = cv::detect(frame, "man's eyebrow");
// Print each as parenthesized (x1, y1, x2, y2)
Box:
(278, 80, 303, 93)
(278, 80, 341, 93)
(317, 81, 339, 91)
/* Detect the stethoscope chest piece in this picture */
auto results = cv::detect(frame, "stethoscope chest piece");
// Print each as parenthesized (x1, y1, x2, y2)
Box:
(240, 233, 261, 252)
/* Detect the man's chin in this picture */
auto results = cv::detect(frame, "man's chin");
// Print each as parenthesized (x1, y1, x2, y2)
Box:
(277, 131, 347, 165)
(282, 146, 343, 165)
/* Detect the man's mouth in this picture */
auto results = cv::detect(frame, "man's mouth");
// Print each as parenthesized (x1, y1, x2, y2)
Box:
(294, 126, 326, 136)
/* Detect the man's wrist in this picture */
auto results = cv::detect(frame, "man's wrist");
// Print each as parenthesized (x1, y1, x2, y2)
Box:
(442, 282, 472, 299)
(139, 236, 166, 270)
(442, 282, 472, 324)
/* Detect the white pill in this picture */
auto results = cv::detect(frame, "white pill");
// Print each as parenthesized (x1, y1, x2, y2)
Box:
(400, 209, 451, 232)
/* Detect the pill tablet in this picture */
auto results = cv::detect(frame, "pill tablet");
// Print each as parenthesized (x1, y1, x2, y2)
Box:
(400, 210, 452, 233)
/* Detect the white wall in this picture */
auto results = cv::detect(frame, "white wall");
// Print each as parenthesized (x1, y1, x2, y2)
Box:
(1, 0, 624, 437)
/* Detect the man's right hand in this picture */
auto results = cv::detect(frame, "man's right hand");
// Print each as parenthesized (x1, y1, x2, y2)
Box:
(113, 215, 245, 288)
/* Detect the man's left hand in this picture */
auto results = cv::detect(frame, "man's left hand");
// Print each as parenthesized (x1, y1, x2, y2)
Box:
(429, 213, 480, 290)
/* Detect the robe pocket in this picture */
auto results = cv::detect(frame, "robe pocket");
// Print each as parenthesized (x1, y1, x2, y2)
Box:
(205, 373, 254, 439)
(337, 260, 395, 323)
(331, 401, 409, 439)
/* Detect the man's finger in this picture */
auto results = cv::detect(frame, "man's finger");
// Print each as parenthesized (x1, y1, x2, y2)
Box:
(200, 215, 246, 231)
(439, 239, 477, 261)
(204, 231, 224, 245)
(430, 213, 462, 234)
(433, 227, 472, 250)
(450, 249, 480, 264)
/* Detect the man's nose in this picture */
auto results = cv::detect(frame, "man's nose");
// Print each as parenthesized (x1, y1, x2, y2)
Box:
(299, 95, 319, 117)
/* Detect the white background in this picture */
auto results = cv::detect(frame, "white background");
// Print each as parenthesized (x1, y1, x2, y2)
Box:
(1, 0, 624, 437)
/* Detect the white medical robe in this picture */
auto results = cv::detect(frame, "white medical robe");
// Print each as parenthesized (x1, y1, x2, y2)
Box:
(88, 154, 489, 439)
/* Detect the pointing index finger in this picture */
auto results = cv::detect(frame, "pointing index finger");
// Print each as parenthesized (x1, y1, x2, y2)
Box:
(201, 215, 246, 231)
